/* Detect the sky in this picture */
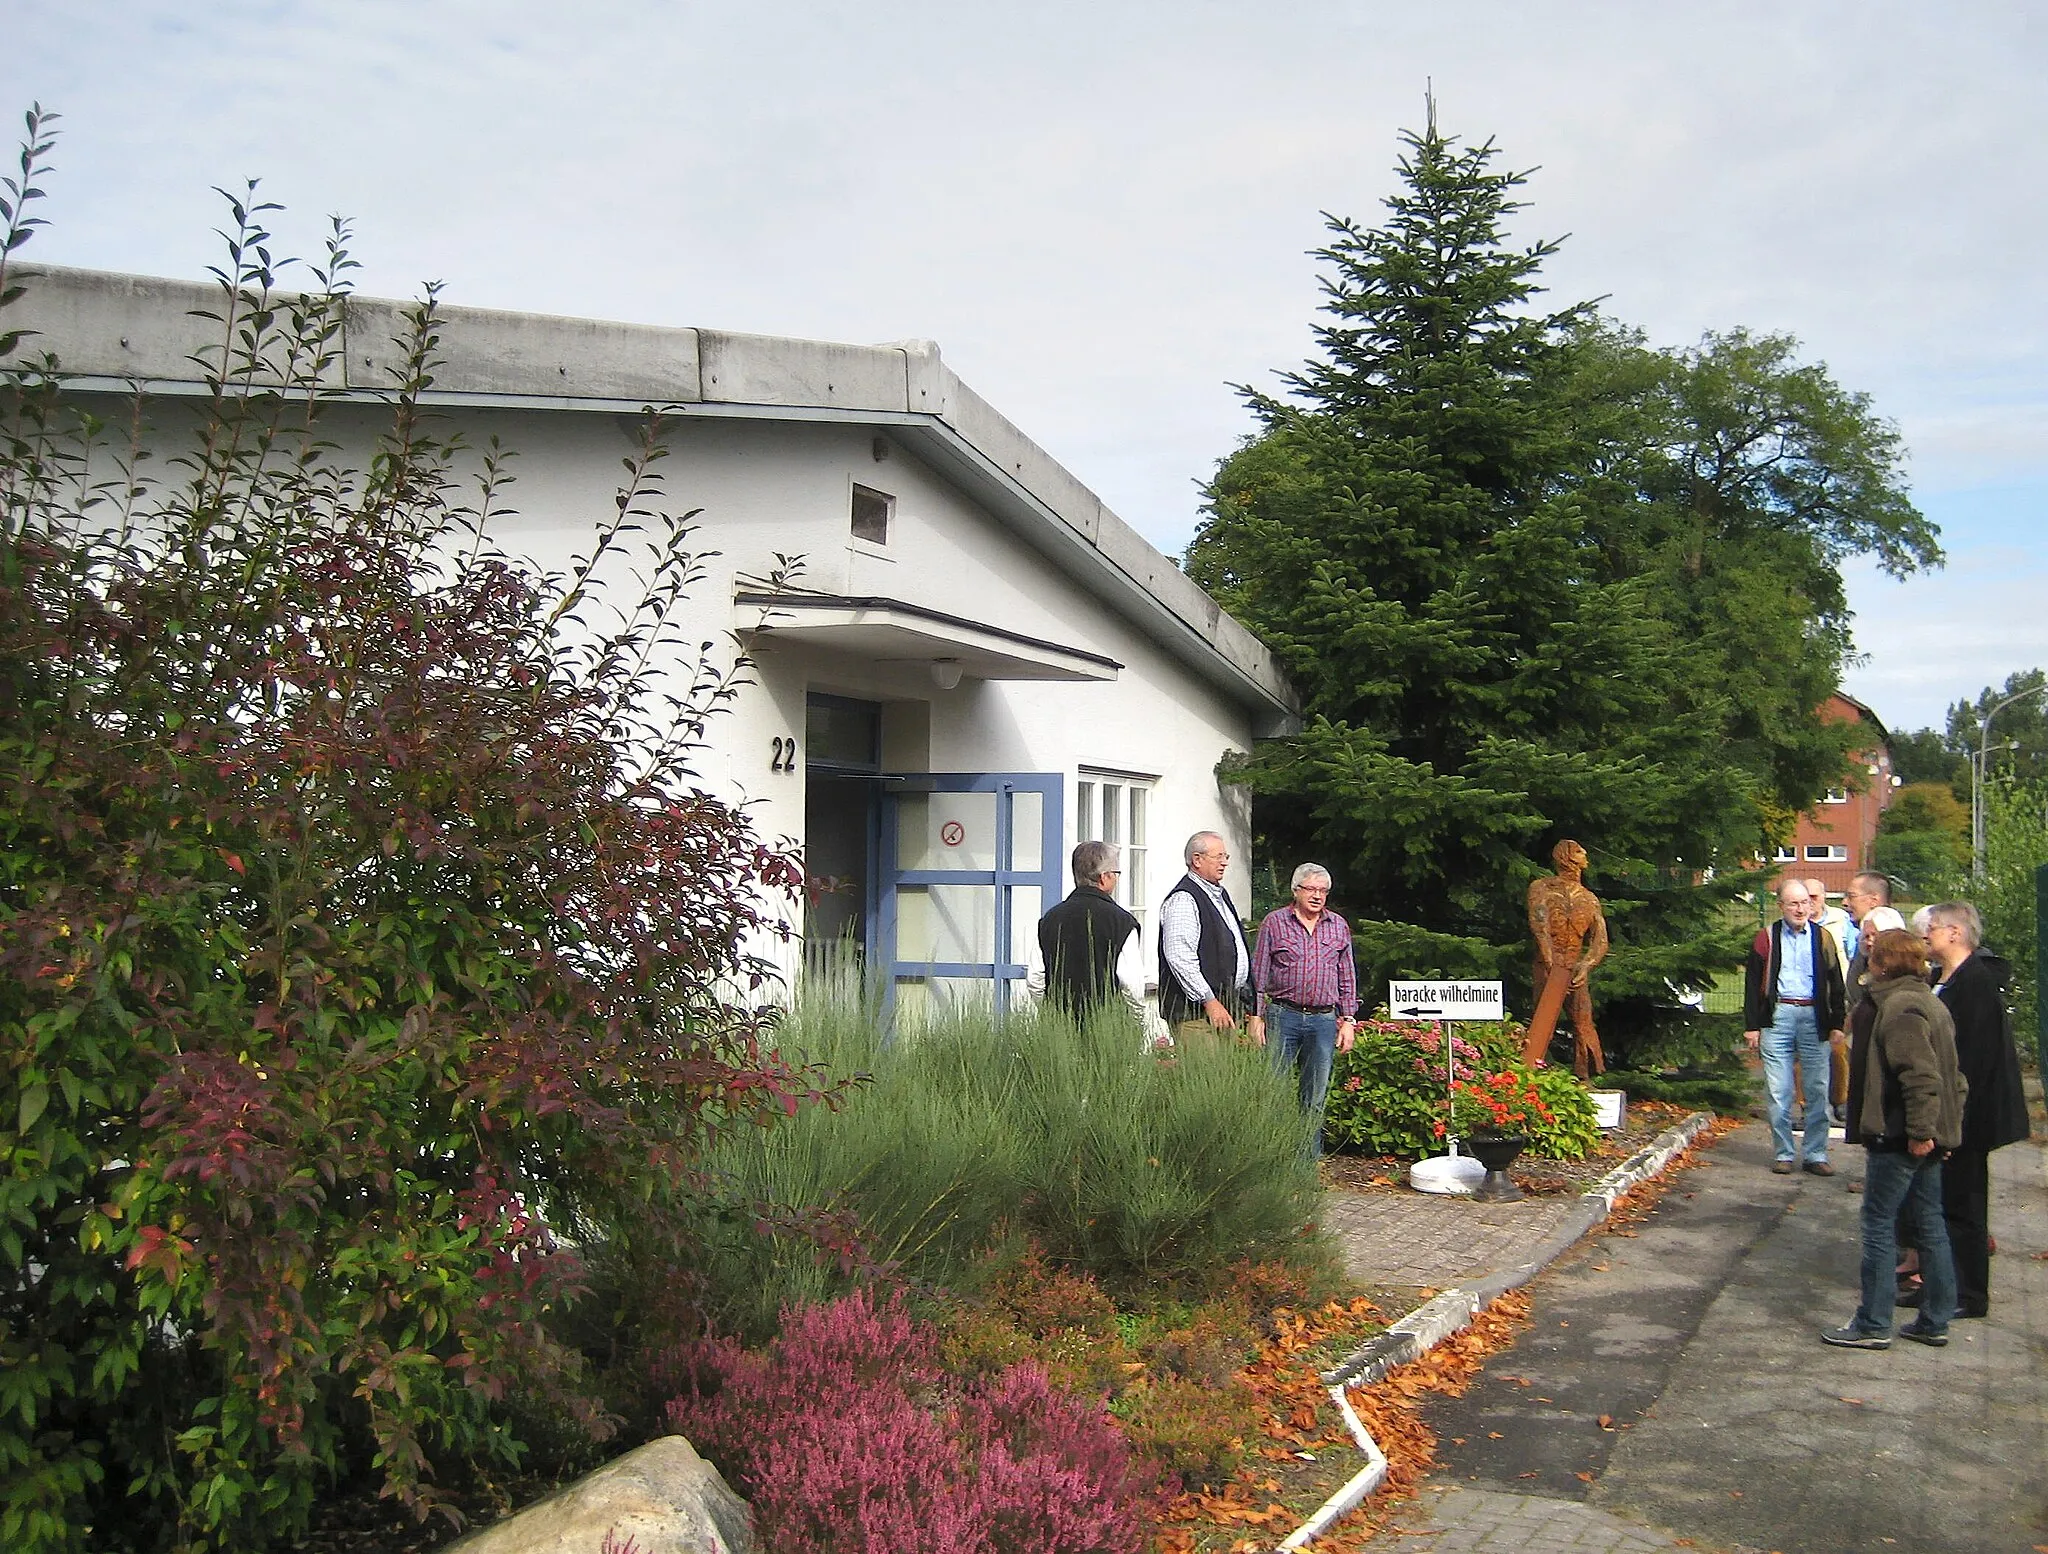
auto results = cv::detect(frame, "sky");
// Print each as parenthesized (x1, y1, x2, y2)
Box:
(6, 0, 2044, 735)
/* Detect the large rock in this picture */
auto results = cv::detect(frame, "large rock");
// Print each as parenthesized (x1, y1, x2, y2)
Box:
(444, 1436, 754, 1554)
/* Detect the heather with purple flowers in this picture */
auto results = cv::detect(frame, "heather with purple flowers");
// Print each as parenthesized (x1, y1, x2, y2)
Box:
(667, 1290, 1144, 1554)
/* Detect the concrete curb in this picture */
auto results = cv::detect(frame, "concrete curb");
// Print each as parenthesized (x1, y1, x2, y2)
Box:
(1276, 1111, 1716, 1550)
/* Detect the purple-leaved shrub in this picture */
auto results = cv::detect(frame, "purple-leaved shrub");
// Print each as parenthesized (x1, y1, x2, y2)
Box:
(667, 1290, 1144, 1554)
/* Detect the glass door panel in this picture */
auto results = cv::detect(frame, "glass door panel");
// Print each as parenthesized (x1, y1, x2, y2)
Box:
(880, 773, 1062, 1017)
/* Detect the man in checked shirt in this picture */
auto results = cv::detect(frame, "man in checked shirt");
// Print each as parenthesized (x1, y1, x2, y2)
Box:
(1246, 863, 1359, 1155)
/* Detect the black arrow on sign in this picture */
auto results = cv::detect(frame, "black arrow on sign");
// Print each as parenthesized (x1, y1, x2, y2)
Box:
(1398, 1005, 1442, 1017)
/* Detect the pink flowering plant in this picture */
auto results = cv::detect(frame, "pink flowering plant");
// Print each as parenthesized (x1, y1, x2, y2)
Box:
(1322, 1015, 1599, 1160)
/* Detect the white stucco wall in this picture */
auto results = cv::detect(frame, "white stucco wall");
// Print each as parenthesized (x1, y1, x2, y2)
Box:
(11, 265, 1295, 1006)
(448, 407, 1261, 954)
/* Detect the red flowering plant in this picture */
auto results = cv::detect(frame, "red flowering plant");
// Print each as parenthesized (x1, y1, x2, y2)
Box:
(1449, 1069, 1556, 1141)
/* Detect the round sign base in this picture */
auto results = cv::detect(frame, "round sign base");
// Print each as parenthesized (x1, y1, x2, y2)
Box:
(1409, 1152, 1486, 1196)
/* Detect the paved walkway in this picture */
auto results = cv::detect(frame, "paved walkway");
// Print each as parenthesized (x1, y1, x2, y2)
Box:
(1373, 1485, 1685, 1552)
(1313, 1089, 2048, 1554)
(1322, 1178, 1591, 1290)
(1314, 1130, 1711, 1552)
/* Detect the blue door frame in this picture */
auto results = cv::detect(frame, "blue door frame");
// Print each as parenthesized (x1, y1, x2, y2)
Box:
(877, 772, 1064, 1015)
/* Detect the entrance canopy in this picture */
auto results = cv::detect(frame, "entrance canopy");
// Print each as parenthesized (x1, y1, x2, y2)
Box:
(736, 590, 1119, 683)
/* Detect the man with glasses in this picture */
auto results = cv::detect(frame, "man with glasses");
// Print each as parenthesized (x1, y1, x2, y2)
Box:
(1744, 877, 1847, 1175)
(1157, 831, 1255, 1045)
(1247, 864, 1358, 1153)
(1841, 874, 1906, 1016)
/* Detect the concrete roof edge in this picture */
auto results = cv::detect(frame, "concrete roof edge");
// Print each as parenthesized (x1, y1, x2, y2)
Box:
(4, 264, 1298, 727)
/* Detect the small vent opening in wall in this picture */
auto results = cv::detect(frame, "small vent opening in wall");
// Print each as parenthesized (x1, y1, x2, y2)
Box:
(851, 483, 892, 544)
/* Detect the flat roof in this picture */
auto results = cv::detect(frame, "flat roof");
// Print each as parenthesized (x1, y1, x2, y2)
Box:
(6, 265, 1298, 734)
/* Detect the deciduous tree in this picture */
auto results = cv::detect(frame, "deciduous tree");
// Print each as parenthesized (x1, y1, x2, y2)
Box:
(1, 115, 828, 1552)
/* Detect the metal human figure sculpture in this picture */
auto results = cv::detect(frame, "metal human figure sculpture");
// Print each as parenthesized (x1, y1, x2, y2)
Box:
(1523, 839, 1610, 1077)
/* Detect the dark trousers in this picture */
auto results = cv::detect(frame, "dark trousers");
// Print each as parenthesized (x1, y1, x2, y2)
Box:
(1855, 1149, 1955, 1334)
(1941, 1148, 1992, 1315)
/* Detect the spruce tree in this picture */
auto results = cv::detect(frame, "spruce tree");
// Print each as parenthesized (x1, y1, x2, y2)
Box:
(1187, 116, 1935, 1039)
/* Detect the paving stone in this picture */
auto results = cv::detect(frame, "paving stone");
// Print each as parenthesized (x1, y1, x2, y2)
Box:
(1374, 1487, 1693, 1552)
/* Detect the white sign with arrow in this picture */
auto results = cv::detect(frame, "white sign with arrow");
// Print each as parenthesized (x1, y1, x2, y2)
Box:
(1387, 979, 1504, 1022)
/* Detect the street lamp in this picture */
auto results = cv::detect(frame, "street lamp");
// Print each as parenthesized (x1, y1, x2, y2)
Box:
(1971, 684, 2048, 880)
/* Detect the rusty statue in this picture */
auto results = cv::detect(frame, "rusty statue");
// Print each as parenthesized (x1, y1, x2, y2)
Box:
(1522, 839, 1609, 1077)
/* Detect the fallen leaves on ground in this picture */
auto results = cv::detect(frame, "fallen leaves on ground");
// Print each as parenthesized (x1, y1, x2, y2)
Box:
(1151, 1295, 1384, 1553)
(1275, 1290, 1535, 1552)
(1156, 1113, 1732, 1549)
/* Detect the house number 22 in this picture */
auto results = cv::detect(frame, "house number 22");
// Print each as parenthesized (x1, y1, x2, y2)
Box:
(769, 736, 799, 773)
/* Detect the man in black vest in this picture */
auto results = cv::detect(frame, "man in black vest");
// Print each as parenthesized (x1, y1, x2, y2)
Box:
(1028, 840, 1151, 1031)
(1157, 830, 1254, 1045)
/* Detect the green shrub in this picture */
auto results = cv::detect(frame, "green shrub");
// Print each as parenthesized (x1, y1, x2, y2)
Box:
(1109, 1373, 1253, 1490)
(1527, 1066, 1602, 1160)
(1322, 1018, 1601, 1160)
(1, 127, 826, 1550)
(689, 991, 1326, 1331)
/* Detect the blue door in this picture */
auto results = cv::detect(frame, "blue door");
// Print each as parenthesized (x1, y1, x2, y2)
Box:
(878, 773, 1064, 1016)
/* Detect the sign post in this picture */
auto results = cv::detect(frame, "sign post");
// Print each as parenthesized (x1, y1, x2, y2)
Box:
(1390, 980, 1505, 1195)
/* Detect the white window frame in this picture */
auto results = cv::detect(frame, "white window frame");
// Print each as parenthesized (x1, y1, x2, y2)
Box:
(1821, 788, 1848, 805)
(1804, 844, 1848, 862)
(1773, 846, 1797, 863)
(1076, 768, 1156, 935)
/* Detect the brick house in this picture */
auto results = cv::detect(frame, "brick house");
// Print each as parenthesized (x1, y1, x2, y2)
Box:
(1771, 693, 1899, 898)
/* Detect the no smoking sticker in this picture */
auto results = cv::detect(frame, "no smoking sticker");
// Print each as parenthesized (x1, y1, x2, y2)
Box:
(940, 821, 965, 846)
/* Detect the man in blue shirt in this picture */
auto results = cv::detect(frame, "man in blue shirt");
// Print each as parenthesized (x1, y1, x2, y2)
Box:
(1744, 878, 1847, 1175)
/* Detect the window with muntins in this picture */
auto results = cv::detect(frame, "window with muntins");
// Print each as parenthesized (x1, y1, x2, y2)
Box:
(1076, 773, 1152, 934)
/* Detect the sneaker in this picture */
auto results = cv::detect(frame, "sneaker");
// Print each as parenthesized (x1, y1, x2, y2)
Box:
(1803, 1160, 1835, 1177)
(1897, 1321, 1948, 1347)
(1771, 1160, 1795, 1175)
(1821, 1325, 1891, 1350)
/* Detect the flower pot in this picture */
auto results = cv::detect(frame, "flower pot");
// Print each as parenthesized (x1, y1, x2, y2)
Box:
(1465, 1133, 1528, 1201)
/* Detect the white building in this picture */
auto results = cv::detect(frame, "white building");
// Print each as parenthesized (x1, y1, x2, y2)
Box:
(11, 266, 1298, 1015)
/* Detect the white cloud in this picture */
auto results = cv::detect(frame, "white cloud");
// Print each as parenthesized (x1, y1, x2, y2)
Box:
(4, 0, 2043, 626)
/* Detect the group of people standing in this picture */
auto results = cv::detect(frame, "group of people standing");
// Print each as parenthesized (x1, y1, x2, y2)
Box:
(1743, 871, 2032, 1349)
(1029, 830, 1357, 1149)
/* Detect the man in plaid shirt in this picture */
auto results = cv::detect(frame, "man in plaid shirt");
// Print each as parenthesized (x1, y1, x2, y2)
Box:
(1247, 863, 1358, 1155)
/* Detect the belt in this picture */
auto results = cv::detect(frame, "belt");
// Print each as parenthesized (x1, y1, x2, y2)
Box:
(1779, 996, 1815, 1006)
(1269, 997, 1336, 1014)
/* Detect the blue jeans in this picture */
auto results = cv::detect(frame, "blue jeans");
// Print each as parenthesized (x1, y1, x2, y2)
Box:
(1761, 1003, 1830, 1164)
(1853, 1148, 1956, 1334)
(1267, 1003, 1337, 1156)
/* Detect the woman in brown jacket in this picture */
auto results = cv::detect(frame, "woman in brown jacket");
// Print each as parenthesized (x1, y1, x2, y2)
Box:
(1823, 929, 1967, 1350)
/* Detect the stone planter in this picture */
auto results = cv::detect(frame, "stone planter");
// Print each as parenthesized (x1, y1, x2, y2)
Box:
(1465, 1133, 1528, 1202)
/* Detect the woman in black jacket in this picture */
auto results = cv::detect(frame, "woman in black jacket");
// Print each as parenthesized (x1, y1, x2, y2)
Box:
(1925, 902, 2033, 1319)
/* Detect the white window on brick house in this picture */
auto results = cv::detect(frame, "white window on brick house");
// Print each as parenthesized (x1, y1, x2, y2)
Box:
(1822, 788, 1848, 804)
(1774, 847, 1797, 862)
(1804, 844, 1849, 862)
